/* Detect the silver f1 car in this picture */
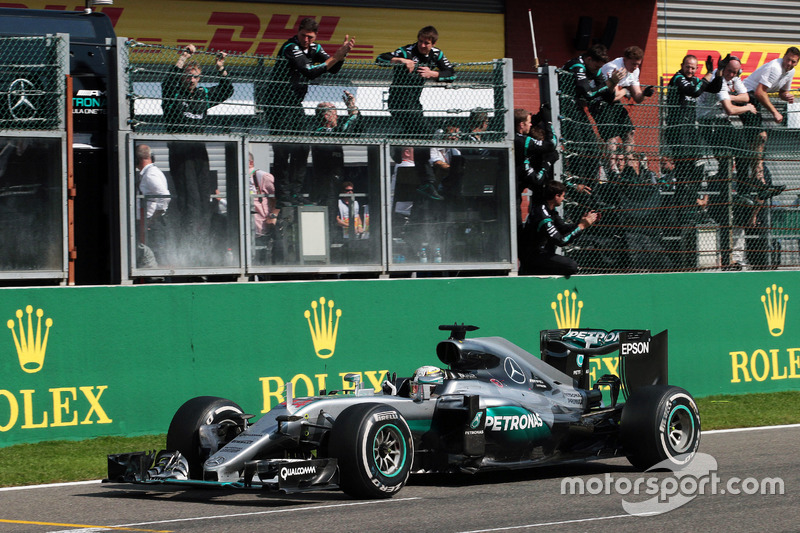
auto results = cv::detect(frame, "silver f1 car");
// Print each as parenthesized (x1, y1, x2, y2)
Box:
(107, 324, 701, 499)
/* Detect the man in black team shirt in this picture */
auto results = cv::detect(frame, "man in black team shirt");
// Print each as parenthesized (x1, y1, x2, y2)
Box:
(520, 180, 598, 277)
(266, 17, 355, 207)
(377, 26, 456, 200)
(665, 54, 720, 214)
(561, 44, 624, 190)
(513, 107, 557, 211)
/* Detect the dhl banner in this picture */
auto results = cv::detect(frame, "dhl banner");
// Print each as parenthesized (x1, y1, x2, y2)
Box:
(0, 1, 504, 62)
(658, 38, 800, 89)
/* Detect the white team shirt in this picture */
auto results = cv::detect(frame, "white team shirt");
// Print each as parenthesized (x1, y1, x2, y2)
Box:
(697, 71, 747, 120)
(601, 57, 640, 89)
(743, 57, 795, 93)
(137, 163, 171, 219)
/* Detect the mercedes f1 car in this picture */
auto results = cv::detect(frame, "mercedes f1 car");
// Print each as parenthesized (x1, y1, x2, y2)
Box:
(106, 325, 700, 499)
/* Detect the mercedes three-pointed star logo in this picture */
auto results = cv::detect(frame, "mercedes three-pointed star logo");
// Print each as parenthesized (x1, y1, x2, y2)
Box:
(503, 357, 526, 384)
(8, 78, 37, 119)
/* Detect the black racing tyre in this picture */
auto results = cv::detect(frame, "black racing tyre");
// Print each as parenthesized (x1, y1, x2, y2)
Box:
(328, 403, 414, 499)
(166, 396, 245, 479)
(621, 385, 701, 470)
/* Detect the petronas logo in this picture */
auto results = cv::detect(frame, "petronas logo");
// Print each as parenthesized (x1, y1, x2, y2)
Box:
(761, 285, 788, 337)
(304, 297, 342, 359)
(7, 305, 53, 373)
(551, 290, 583, 329)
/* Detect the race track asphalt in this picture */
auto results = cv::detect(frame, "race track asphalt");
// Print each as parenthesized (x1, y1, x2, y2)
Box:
(0, 425, 797, 533)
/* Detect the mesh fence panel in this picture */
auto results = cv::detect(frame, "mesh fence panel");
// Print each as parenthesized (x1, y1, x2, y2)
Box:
(124, 41, 509, 144)
(0, 35, 67, 130)
(557, 69, 800, 273)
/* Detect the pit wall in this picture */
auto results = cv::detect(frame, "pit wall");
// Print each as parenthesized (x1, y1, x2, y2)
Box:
(1, 270, 798, 446)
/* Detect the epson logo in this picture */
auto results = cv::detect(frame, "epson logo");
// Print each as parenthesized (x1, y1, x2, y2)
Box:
(621, 341, 650, 355)
(280, 465, 317, 480)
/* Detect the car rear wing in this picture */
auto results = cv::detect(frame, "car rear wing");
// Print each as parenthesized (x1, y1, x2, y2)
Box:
(539, 329, 668, 400)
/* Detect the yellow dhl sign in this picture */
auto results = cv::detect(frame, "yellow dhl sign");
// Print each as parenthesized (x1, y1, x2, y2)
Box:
(658, 38, 800, 89)
(2, 1, 504, 62)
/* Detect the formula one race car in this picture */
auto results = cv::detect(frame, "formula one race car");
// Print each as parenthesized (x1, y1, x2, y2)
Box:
(106, 325, 700, 499)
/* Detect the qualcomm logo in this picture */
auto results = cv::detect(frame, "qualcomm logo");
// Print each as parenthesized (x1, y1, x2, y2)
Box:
(7, 305, 53, 373)
(551, 290, 583, 329)
(304, 297, 341, 359)
(761, 285, 788, 337)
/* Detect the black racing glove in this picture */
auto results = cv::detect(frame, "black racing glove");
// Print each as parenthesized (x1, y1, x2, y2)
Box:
(642, 85, 655, 97)
(706, 55, 715, 74)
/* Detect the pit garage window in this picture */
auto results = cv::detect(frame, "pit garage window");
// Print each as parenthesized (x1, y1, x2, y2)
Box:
(0, 136, 64, 278)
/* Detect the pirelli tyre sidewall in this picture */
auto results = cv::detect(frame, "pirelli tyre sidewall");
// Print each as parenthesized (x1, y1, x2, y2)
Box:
(166, 396, 245, 479)
(621, 385, 701, 470)
(329, 403, 413, 499)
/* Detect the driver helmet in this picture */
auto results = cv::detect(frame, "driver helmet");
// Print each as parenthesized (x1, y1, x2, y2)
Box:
(411, 365, 444, 397)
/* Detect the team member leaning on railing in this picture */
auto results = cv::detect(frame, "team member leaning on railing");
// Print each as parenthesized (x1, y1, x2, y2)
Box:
(519, 180, 597, 277)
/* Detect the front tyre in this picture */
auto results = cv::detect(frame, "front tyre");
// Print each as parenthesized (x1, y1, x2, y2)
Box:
(166, 396, 245, 479)
(329, 403, 414, 499)
(621, 385, 700, 470)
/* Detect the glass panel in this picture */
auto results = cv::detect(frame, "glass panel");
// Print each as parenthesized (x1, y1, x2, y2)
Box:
(133, 140, 239, 269)
(248, 142, 381, 267)
(0, 136, 62, 271)
(389, 145, 510, 265)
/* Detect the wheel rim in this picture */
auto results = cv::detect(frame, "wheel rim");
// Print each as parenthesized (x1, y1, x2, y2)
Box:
(372, 424, 406, 477)
(667, 405, 695, 453)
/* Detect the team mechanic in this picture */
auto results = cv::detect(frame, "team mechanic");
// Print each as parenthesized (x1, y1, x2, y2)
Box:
(520, 180, 598, 277)
(377, 26, 456, 200)
(261, 17, 355, 207)
(665, 54, 720, 211)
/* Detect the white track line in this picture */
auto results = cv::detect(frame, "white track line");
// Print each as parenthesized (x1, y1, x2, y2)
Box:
(104, 498, 421, 529)
(0, 479, 102, 492)
(2, 423, 799, 494)
(702, 422, 800, 435)
(457, 512, 658, 532)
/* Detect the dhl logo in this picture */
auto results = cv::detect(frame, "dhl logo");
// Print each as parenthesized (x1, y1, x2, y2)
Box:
(659, 40, 800, 89)
(7, 4, 375, 59)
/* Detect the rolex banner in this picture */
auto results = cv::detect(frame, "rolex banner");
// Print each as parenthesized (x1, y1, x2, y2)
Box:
(1, 272, 799, 446)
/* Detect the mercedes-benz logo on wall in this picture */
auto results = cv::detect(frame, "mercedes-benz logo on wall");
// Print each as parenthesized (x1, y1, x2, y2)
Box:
(8, 78, 38, 119)
(503, 357, 527, 384)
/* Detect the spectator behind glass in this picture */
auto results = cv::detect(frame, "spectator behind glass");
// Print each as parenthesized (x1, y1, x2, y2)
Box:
(337, 180, 363, 240)
(161, 44, 232, 264)
(134, 143, 171, 267)
(311, 90, 361, 223)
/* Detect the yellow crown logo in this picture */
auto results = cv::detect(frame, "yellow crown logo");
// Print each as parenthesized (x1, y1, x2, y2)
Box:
(551, 290, 583, 329)
(304, 297, 341, 359)
(7, 305, 53, 373)
(761, 284, 788, 337)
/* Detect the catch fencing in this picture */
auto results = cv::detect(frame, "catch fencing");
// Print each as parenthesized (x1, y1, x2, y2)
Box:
(554, 67, 800, 273)
(0, 35, 66, 130)
(120, 42, 515, 279)
(124, 41, 508, 144)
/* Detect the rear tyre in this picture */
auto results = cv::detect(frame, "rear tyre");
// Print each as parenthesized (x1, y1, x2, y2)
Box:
(328, 403, 413, 499)
(621, 385, 700, 470)
(166, 396, 245, 479)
